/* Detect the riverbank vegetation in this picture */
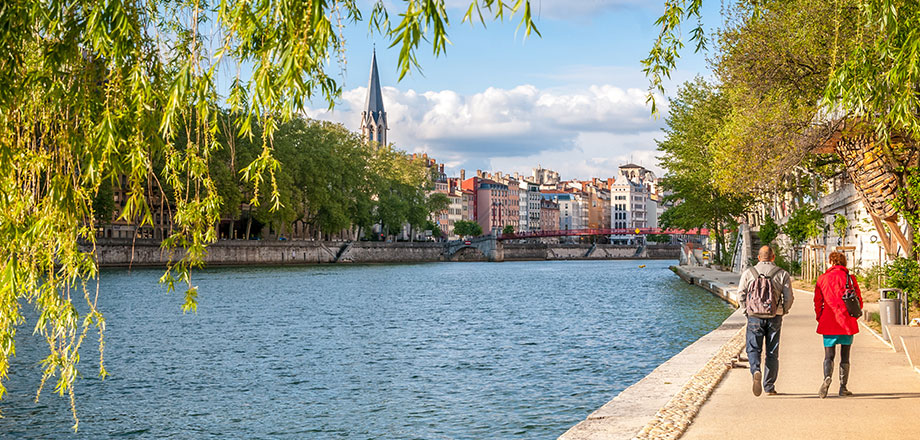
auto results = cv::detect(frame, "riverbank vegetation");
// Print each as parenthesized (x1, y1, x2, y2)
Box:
(207, 115, 440, 242)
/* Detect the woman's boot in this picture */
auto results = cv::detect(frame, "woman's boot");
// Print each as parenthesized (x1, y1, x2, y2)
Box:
(818, 359, 833, 398)
(839, 363, 853, 396)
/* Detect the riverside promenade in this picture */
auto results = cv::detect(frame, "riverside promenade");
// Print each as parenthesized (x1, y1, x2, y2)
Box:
(682, 269, 920, 440)
(562, 265, 920, 440)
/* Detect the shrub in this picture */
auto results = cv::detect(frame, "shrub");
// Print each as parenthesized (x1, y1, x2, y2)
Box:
(855, 264, 886, 291)
(885, 257, 920, 304)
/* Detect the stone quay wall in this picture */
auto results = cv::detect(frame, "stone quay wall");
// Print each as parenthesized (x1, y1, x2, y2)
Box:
(89, 239, 679, 267)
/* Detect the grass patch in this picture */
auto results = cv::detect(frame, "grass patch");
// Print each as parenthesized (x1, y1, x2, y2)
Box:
(865, 311, 882, 334)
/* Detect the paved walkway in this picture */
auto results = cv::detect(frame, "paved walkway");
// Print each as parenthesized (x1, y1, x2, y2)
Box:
(682, 271, 920, 439)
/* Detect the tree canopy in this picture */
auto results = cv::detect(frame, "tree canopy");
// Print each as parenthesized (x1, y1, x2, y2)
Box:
(649, 0, 920, 251)
(657, 78, 752, 264)
(454, 220, 483, 238)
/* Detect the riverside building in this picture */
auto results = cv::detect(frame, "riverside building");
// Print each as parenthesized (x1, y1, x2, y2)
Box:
(609, 163, 660, 244)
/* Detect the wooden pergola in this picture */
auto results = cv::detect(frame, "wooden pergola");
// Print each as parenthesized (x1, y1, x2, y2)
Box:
(816, 121, 917, 259)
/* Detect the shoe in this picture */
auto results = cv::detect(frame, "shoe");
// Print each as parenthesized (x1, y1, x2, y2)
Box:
(818, 376, 832, 399)
(765, 390, 778, 395)
(819, 359, 834, 399)
(753, 371, 763, 396)
(839, 363, 853, 396)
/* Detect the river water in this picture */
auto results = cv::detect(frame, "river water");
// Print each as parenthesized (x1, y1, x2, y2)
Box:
(1, 260, 732, 439)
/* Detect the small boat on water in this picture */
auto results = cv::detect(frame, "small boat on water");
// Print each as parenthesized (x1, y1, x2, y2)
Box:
(638, 264, 646, 268)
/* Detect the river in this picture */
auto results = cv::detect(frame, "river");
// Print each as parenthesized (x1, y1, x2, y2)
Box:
(0, 260, 732, 439)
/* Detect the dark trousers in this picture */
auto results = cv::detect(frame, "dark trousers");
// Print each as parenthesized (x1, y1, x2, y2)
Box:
(746, 315, 783, 392)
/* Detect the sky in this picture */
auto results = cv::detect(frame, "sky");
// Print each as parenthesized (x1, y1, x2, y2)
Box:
(300, 0, 722, 181)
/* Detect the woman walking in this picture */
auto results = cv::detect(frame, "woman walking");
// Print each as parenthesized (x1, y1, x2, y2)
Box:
(814, 251, 863, 398)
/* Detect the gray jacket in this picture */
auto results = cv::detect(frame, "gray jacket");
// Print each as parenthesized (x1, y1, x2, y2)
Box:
(738, 261, 794, 315)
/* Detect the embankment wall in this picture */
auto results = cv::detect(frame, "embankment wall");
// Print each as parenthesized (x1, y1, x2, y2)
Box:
(90, 239, 679, 267)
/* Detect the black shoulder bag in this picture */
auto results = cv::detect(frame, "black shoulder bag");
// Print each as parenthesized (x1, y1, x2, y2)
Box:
(841, 274, 862, 318)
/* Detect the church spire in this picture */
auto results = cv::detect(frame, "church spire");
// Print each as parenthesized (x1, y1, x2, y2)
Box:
(361, 50, 387, 147)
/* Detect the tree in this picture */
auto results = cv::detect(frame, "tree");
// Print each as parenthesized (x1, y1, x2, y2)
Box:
(782, 205, 823, 246)
(427, 193, 450, 217)
(0, 0, 541, 428)
(502, 225, 515, 235)
(833, 214, 849, 246)
(424, 220, 443, 239)
(657, 78, 752, 264)
(758, 216, 779, 246)
(454, 220, 483, 238)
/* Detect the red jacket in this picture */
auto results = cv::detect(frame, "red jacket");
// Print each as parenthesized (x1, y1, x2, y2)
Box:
(814, 265, 863, 335)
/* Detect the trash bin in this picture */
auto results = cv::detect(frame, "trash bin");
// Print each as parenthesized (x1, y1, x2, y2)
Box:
(879, 293, 903, 342)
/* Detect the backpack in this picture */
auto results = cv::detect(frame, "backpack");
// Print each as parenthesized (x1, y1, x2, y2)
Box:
(745, 266, 783, 317)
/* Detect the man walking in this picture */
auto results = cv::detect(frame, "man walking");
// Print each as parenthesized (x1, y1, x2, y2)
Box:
(738, 245, 794, 396)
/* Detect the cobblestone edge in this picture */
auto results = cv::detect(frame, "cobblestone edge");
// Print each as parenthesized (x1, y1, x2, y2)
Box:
(632, 327, 746, 440)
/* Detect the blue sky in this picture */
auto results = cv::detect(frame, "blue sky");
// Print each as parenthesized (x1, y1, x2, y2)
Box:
(303, 0, 721, 180)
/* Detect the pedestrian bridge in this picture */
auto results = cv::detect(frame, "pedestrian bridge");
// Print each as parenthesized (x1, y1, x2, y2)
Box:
(444, 227, 704, 261)
(498, 227, 708, 240)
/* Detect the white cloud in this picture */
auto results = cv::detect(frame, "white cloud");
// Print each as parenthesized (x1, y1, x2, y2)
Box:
(303, 83, 665, 180)
(488, 131, 664, 181)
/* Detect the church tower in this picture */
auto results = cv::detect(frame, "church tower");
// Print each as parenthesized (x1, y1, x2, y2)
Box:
(360, 50, 387, 147)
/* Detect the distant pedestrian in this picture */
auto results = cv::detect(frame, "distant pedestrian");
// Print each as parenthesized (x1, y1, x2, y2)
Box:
(738, 245, 794, 396)
(814, 251, 862, 398)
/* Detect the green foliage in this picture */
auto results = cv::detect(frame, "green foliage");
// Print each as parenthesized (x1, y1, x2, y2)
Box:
(502, 225, 515, 235)
(658, 78, 752, 263)
(885, 257, 920, 304)
(833, 214, 849, 244)
(825, 1, 920, 143)
(427, 193, 450, 216)
(758, 216, 779, 245)
(424, 220, 443, 239)
(891, 168, 920, 250)
(257, 118, 376, 237)
(646, 234, 673, 244)
(774, 249, 801, 277)
(453, 220, 483, 238)
(642, 0, 707, 114)
(707, 0, 858, 194)
(92, 180, 117, 224)
(0, 0, 540, 427)
(781, 205, 823, 245)
(855, 264, 886, 292)
(372, 146, 432, 239)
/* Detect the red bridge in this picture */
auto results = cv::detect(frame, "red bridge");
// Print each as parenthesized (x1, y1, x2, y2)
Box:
(498, 227, 709, 240)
